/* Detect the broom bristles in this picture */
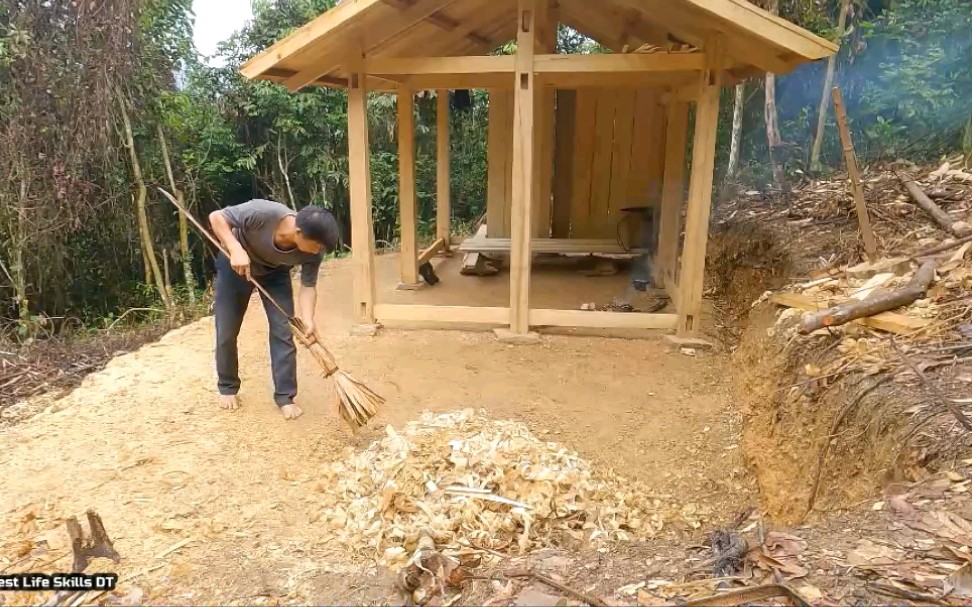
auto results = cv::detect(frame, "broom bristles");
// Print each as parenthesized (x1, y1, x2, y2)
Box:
(295, 331, 383, 430)
(333, 369, 384, 430)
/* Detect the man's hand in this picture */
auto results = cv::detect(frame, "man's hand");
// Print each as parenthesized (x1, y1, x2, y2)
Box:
(230, 247, 251, 281)
(301, 320, 320, 345)
(209, 209, 251, 281)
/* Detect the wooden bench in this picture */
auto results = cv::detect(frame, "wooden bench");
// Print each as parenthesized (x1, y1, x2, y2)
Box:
(458, 237, 626, 255)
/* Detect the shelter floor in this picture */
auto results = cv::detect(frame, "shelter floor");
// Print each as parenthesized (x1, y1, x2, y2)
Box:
(380, 251, 664, 310)
(0, 254, 747, 604)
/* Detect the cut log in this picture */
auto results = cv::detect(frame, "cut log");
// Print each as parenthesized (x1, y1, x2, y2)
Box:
(771, 292, 930, 335)
(798, 261, 937, 334)
(897, 172, 972, 237)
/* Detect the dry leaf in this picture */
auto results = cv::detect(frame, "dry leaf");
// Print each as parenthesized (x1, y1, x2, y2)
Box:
(765, 532, 808, 557)
(637, 590, 669, 606)
(618, 581, 646, 596)
(750, 550, 809, 579)
(946, 562, 972, 597)
(796, 582, 824, 603)
(847, 539, 902, 567)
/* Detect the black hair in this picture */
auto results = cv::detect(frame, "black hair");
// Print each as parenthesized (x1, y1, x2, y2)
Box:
(296, 205, 341, 253)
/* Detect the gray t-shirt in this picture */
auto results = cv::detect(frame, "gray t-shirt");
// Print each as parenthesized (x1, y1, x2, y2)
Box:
(220, 199, 323, 287)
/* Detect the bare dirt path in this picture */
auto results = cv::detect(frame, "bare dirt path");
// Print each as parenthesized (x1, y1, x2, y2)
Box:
(0, 255, 748, 605)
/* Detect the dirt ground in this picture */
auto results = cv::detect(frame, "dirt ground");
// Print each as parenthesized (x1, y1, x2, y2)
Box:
(0, 253, 750, 605)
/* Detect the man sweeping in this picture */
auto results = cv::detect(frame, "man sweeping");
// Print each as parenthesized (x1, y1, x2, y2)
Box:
(209, 199, 340, 420)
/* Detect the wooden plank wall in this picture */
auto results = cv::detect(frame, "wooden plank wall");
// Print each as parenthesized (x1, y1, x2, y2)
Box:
(554, 88, 667, 240)
(486, 89, 514, 238)
(488, 88, 667, 241)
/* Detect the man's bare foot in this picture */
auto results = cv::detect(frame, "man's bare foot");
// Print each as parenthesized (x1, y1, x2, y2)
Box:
(218, 394, 240, 411)
(280, 404, 303, 420)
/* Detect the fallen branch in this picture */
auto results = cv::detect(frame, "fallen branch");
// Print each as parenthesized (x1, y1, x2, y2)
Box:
(912, 233, 972, 259)
(685, 584, 811, 607)
(868, 582, 946, 605)
(897, 171, 972, 237)
(503, 569, 607, 607)
(799, 261, 936, 334)
(889, 337, 972, 431)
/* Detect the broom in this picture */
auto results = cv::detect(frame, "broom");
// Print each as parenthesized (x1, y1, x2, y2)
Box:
(158, 188, 383, 430)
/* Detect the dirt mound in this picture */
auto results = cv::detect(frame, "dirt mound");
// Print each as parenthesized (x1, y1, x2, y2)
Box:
(317, 409, 673, 568)
(721, 162, 972, 524)
(706, 220, 791, 343)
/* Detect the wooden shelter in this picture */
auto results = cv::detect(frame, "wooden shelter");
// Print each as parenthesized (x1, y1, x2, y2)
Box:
(241, 0, 836, 339)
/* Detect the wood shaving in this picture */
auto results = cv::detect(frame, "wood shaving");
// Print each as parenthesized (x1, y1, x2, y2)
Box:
(315, 409, 668, 568)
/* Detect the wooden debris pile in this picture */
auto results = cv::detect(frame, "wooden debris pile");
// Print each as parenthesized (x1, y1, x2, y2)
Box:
(315, 409, 668, 568)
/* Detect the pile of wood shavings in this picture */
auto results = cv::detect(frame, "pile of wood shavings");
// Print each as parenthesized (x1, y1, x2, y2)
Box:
(316, 409, 667, 568)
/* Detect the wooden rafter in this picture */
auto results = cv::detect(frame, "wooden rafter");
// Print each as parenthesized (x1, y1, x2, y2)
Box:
(281, 0, 466, 91)
(377, 0, 514, 58)
(381, 0, 493, 46)
(240, 0, 384, 79)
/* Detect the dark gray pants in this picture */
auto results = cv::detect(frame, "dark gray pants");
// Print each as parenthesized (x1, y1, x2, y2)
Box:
(214, 253, 297, 407)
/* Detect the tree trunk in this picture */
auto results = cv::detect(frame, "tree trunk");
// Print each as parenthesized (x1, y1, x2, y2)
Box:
(140, 227, 151, 285)
(277, 133, 297, 209)
(118, 90, 170, 310)
(727, 83, 745, 178)
(162, 247, 173, 301)
(764, 0, 787, 193)
(809, 0, 850, 173)
(158, 125, 196, 303)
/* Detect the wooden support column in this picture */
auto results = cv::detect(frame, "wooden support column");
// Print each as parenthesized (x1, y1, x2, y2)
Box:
(676, 37, 724, 337)
(657, 101, 689, 288)
(534, 1, 556, 238)
(348, 57, 377, 325)
(398, 88, 420, 286)
(506, 0, 539, 337)
(551, 90, 575, 238)
(436, 90, 452, 249)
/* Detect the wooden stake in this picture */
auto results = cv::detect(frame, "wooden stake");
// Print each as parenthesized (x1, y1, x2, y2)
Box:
(436, 89, 452, 248)
(833, 87, 878, 262)
(348, 57, 377, 323)
(508, 0, 538, 334)
(398, 88, 419, 285)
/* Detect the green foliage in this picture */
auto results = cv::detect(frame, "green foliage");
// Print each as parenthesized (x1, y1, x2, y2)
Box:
(849, 0, 972, 158)
(2, 0, 971, 338)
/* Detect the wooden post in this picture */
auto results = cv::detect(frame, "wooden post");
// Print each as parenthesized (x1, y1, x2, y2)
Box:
(833, 87, 878, 262)
(676, 38, 724, 337)
(436, 89, 452, 250)
(398, 88, 420, 286)
(505, 0, 539, 338)
(551, 90, 575, 238)
(348, 56, 377, 326)
(534, 0, 556, 238)
(658, 101, 689, 288)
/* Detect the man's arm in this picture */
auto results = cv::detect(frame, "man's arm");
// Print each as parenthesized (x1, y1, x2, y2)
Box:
(297, 285, 319, 343)
(297, 258, 323, 343)
(209, 210, 251, 280)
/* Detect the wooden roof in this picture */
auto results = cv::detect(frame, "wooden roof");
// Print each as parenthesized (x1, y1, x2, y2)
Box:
(241, 0, 837, 91)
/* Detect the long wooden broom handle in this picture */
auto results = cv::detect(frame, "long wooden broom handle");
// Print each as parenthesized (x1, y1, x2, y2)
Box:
(157, 188, 308, 333)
